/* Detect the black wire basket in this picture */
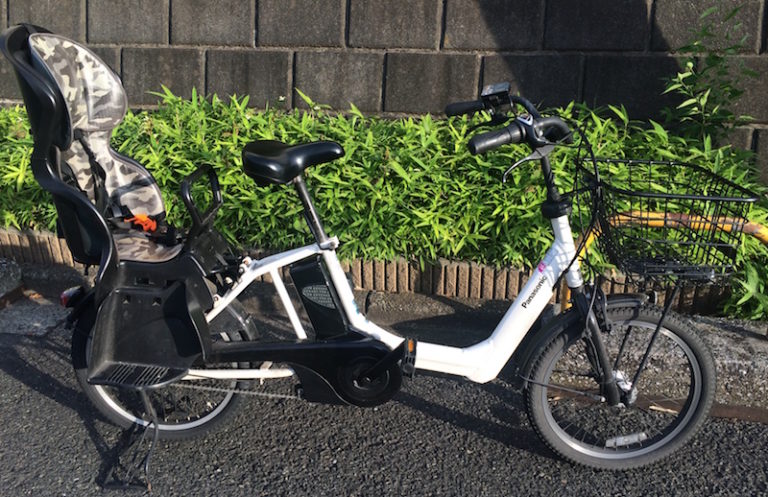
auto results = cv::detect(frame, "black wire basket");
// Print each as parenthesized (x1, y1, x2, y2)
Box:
(577, 158, 758, 283)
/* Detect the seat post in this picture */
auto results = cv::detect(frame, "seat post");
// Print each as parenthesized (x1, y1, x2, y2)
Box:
(293, 175, 334, 249)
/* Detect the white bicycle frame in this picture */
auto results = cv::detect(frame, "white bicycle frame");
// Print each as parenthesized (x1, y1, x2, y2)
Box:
(187, 215, 583, 385)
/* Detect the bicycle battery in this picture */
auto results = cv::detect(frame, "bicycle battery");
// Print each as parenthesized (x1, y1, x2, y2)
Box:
(289, 256, 348, 339)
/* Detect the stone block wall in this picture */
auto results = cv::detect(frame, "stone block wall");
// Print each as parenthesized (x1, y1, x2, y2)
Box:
(1, 0, 768, 167)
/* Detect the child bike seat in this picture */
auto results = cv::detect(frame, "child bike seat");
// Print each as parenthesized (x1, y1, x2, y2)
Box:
(3, 25, 236, 389)
(242, 140, 344, 186)
(1, 24, 180, 265)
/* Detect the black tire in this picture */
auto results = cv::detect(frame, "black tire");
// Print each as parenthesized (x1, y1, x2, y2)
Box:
(525, 304, 715, 470)
(71, 300, 258, 440)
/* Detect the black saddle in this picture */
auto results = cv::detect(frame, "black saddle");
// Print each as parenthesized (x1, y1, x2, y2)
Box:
(242, 140, 344, 186)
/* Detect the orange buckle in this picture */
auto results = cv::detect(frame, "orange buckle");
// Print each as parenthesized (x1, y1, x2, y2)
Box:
(126, 214, 157, 233)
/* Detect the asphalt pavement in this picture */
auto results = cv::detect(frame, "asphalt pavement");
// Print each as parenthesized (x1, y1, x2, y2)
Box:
(1, 261, 768, 495)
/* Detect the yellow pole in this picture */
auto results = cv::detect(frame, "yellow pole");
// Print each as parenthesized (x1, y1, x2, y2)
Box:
(559, 212, 768, 311)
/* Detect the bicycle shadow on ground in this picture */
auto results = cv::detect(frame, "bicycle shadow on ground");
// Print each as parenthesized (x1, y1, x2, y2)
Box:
(381, 294, 557, 460)
(0, 263, 142, 486)
(0, 326, 142, 488)
(393, 381, 557, 462)
(240, 288, 559, 461)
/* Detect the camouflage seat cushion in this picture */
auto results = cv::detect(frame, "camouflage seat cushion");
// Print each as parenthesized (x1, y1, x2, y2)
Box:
(114, 233, 183, 263)
(28, 33, 175, 263)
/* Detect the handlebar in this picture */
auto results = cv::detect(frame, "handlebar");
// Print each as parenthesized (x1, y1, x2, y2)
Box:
(444, 95, 542, 120)
(445, 100, 484, 117)
(468, 123, 523, 155)
(444, 86, 571, 155)
(509, 95, 541, 119)
(468, 116, 573, 156)
(446, 85, 579, 207)
(534, 116, 572, 143)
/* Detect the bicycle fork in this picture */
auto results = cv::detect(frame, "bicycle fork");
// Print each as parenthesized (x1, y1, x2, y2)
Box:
(575, 285, 682, 408)
(572, 287, 622, 406)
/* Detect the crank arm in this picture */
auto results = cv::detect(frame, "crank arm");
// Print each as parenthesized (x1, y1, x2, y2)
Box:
(361, 338, 417, 380)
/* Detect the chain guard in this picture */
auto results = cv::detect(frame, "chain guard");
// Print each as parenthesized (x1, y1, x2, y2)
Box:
(168, 357, 404, 408)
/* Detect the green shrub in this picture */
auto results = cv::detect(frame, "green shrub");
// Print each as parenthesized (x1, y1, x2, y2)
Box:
(0, 106, 54, 230)
(1, 88, 767, 316)
(662, 3, 757, 142)
(660, 1, 768, 319)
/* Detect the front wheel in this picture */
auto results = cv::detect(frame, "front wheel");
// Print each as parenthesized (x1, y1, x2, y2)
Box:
(525, 304, 715, 470)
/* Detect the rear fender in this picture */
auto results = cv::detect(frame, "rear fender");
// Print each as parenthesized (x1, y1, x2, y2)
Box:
(66, 288, 96, 331)
(507, 293, 647, 389)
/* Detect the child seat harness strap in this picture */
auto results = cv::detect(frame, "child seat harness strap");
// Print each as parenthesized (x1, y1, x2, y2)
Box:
(73, 129, 112, 218)
(71, 129, 179, 246)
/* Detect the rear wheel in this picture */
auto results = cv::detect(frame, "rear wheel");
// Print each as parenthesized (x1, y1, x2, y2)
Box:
(525, 304, 715, 470)
(72, 300, 258, 440)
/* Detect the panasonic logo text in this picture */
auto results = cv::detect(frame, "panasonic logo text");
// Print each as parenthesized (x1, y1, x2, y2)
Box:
(521, 276, 548, 308)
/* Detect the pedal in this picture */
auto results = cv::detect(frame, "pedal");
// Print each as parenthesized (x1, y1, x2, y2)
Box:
(88, 361, 187, 389)
(400, 338, 417, 379)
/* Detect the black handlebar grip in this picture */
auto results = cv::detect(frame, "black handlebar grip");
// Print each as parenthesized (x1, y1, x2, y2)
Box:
(534, 117, 573, 144)
(468, 123, 524, 155)
(445, 100, 484, 117)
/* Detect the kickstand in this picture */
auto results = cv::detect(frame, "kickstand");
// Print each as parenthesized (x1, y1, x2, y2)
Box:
(103, 390, 160, 493)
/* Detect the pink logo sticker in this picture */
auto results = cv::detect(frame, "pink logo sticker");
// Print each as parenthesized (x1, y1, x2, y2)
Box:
(537, 262, 547, 273)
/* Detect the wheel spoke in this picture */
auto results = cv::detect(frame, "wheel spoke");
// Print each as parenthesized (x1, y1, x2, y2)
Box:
(613, 326, 633, 371)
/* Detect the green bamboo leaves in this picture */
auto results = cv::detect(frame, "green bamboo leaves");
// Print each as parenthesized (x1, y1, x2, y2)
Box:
(0, 90, 767, 316)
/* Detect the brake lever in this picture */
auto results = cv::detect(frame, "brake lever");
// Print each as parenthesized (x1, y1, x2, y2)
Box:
(502, 144, 555, 183)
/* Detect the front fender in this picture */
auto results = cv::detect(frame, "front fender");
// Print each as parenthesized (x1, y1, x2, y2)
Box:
(505, 293, 648, 390)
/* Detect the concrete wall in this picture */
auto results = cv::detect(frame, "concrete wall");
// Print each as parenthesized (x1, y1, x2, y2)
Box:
(1, 1, 767, 167)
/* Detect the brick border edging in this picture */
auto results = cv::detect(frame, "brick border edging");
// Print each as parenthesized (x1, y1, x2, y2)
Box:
(246, 248, 555, 304)
(0, 228, 79, 268)
(0, 228, 726, 314)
